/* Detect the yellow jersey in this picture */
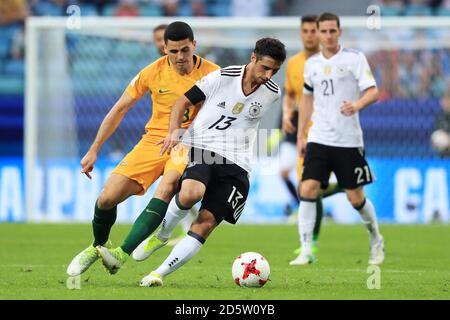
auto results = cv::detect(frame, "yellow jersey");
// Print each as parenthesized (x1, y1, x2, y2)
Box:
(126, 55, 219, 142)
(284, 51, 306, 106)
(284, 51, 314, 134)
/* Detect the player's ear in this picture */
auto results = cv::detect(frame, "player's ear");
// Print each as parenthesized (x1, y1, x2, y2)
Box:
(251, 52, 257, 63)
(192, 39, 197, 51)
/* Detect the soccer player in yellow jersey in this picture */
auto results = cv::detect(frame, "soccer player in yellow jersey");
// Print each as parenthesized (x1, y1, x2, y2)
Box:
(67, 21, 219, 277)
(153, 23, 199, 247)
(282, 15, 343, 259)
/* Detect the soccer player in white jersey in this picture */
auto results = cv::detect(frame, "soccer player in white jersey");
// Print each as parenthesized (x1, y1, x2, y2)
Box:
(290, 12, 385, 266)
(133, 38, 286, 287)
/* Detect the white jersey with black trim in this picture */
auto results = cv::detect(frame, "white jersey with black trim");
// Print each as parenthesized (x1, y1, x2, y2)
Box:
(181, 65, 281, 172)
(303, 46, 377, 147)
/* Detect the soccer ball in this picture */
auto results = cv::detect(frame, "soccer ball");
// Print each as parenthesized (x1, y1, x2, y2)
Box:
(431, 129, 450, 152)
(232, 252, 270, 288)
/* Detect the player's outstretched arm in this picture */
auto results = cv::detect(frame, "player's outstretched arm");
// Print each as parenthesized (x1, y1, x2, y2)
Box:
(159, 95, 194, 156)
(340, 86, 379, 116)
(297, 94, 313, 157)
(80, 91, 137, 179)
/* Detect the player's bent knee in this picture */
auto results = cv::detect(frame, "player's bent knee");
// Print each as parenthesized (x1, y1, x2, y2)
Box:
(300, 182, 320, 199)
(97, 193, 118, 210)
(178, 188, 203, 208)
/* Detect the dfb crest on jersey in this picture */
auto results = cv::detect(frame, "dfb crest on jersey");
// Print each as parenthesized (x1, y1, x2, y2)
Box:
(232, 102, 245, 114)
(249, 102, 262, 118)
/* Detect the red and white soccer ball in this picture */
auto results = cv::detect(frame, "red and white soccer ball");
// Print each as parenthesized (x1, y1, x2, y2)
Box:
(232, 252, 270, 288)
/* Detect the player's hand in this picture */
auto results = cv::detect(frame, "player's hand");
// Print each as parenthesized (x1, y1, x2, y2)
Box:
(80, 149, 97, 179)
(297, 136, 307, 158)
(158, 132, 179, 156)
(340, 101, 360, 116)
(282, 112, 296, 135)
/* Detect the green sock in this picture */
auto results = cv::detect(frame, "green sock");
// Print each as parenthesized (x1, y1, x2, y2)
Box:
(92, 201, 117, 247)
(322, 183, 344, 198)
(121, 198, 168, 255)
(313, 196, 323, 240)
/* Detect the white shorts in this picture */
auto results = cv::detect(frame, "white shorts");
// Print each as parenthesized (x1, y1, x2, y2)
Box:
(279, 141, 298, 172)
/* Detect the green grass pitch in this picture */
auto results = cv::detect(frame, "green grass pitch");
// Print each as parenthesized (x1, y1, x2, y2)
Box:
(0, 223, 449, 300)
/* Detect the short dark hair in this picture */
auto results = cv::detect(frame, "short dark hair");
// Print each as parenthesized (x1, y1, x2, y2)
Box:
(164, 21, 194, 44)
(317, 12, 340, 28)
(253, 37, 286, 63)
(301, 15, 318, 25)
(153, 24, 168, 33)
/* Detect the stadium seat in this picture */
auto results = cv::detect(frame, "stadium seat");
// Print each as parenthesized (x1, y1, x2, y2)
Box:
(0, 75, 24, 95)
(436, 7, 450, 16)
(178, 3, 193, 16)
(139, 4, 163, 16)
(403, 5, 433, 16)
(102, 4, 118, 16)
(380, 5, 402, 16)
(33, 2, 63, 16)
(207, 3, 231, 16)
(0, 41, 10, 60)
(4, 60, 25, 75)
(0, 26, 18, 59)
(78, 4, 99, 16)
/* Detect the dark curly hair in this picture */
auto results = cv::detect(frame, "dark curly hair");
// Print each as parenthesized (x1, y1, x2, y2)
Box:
(253, 38, 286, 63)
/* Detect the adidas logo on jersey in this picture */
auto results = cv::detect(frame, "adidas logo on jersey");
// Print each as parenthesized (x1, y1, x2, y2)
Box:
(216, 101, 226, 108)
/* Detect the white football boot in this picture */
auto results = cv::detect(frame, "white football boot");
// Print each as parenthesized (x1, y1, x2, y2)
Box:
(368, 235, 385, 265)
(140, 271, 163, 287)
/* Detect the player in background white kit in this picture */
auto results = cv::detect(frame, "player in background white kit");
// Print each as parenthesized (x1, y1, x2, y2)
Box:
(136, 38, 286, 287)
(290, 13, 385, 266)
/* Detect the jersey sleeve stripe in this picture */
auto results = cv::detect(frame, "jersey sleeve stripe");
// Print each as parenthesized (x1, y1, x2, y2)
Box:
(264, 83, 279, 93)
(220, 69, 241, 74)
(222, 66, 242, 71)
(304, 83, 313, 92)
(265, 80, 279, 91)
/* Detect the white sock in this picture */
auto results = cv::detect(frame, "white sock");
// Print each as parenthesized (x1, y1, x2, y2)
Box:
(154, 232, 204, 277)
(157, 196, 190, 241)
(180, 207, 198, 233)
(297, 200, 316, 254)
(357, 198, 381, 241)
